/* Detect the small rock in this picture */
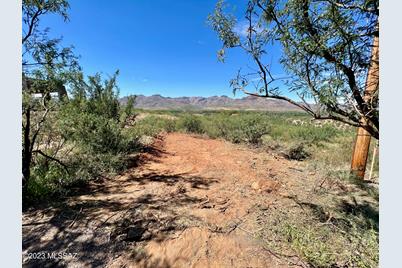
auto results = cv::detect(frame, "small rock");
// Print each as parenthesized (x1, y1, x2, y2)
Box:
(251, 179, 280, 193)
(251, 181, 260, 190)
(139, 135, 154, 146)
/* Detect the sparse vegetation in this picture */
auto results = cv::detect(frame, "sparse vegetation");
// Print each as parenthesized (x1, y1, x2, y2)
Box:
(23, 72, 142, 204)
(128, 110, 359, 167)
(256, 167, 379, 268)
(113, 110, 378, 267)
(21, 0, 379, 267)
(177, 114, 204, 134)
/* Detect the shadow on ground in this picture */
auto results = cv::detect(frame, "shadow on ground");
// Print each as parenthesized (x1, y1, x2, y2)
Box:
(22, 143, 217, 268)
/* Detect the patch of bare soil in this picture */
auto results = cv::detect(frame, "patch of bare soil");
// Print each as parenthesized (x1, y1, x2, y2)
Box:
(23, 133, 307, 268)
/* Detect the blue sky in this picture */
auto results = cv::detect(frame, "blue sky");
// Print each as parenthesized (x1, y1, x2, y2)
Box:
(39, 0, 288, 98)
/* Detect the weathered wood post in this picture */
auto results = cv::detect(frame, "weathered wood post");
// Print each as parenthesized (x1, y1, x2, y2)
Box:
(350, 33, 379, 179)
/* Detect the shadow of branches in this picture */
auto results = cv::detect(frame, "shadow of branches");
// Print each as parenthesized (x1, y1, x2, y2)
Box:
(22, 142, 217, 268)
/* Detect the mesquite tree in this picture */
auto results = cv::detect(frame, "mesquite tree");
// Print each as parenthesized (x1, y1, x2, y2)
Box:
(22, 0, 79, 187)
(208, 0, 379, 139)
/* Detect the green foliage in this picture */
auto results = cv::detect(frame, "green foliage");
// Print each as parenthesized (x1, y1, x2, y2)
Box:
(23, 0, 80, 81)
(60, 113, 127, 154)
(177, 114, 204, 134)
(60, 71, 138, 154)
(278, 222, 378, 268)
(69, 151, 129, 182)
(24, 71, 141, 205)
(284, 143, 310, 160)
(282, 223, 337, 266)
(270, 124, 339, 144)
(208, 0, 379, 138)
(258, 167, 379, 268)
(203, 113, 271, 144)
(24, 159, 69, 203)
(120, 95, 137, 126)
(22, 1, 139, 206)
(128, 116, 177, 138)
(22, 0, 81, 197)
(67, 71, 121, 121)
(207, 0, 239, 62)
(61, 75, 118, 151)
(131, 111, 349, 149)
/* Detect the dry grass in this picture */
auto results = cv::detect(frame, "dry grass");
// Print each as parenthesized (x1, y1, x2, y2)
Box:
(130, 110, 379, 267)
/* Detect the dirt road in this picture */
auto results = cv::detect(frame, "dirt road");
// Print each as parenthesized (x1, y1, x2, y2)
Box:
(23, 133, 306, 267)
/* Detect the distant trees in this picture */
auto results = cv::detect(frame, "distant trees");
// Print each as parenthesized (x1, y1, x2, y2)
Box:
(208, 0, 379, 139)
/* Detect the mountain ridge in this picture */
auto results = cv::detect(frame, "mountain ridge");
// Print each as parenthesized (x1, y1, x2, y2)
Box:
(120, 94, 303, 111)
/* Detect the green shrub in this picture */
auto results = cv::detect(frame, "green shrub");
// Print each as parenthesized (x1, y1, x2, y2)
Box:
(24, 160, 69, 204)
(284, 143, 311, 160)
(69, 151, 129, 181)
(203, 113, 270, 144)
(261, 134, 281, 150)
(120, 95, 137, 127)
(177, 114, 204, 134)
(24, 72, 142, 205)
(234, 114, 271, 144)
(271, 124, 339, 144)
(127, 116, 177, 138)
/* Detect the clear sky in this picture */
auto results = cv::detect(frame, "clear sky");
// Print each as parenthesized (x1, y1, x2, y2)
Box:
(40, 0, 288, 98)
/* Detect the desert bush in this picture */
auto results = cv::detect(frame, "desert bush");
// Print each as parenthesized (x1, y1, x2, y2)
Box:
(69, 151, 129, 181)
(284, 143, 311, 161)
(232, 114, 271, 144)
(23, 72, 142, 205)
(177, 114, 204, 134)
(61, 113, 128, 153)
(270, 123, 340, 145)
(59, 71, 139, 155)
(261, 134, 281, 150)
(120, 95, 137, 127)
(24, 160, 70, 204)
(127, 116, 177, 138)
(202, 113, 270, 144)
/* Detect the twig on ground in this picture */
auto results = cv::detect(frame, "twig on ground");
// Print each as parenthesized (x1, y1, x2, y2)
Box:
(262, 246, 309, 268)
(68, 207, 83, 228)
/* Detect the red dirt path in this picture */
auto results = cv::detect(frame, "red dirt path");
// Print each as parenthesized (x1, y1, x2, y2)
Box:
(23, 133, 306, 268)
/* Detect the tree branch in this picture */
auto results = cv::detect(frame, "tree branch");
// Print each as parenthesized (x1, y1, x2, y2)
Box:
(22, 7, 44, 44)
(32, 149, 69, 174)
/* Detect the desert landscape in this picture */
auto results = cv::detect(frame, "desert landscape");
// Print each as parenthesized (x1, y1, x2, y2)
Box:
(22, 0, 379, 267)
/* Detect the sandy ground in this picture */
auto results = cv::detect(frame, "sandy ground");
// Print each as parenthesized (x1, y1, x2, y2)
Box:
(22, 133, 308, 268)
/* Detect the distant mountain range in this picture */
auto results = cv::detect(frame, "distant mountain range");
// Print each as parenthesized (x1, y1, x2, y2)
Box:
(120, 94, 303, 111)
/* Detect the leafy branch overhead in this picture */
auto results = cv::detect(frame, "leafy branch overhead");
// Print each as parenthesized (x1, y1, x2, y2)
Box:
(208, 0, 379, 139)
(22, 0, 80, 78)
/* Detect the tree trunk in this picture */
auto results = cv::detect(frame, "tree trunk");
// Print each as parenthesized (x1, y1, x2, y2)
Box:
(22, 107, 32, 188)
(350, 33, 379, 179)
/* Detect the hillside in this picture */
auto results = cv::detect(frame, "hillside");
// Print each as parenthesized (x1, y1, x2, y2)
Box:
(120, 94, 303, 111)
